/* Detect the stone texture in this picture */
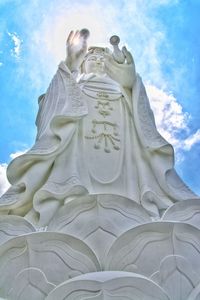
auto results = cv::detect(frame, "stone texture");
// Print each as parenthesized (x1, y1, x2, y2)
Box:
(46, 271, 170, 300)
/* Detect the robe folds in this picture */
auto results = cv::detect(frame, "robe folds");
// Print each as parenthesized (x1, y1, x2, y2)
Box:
(0, 61, 198, 226)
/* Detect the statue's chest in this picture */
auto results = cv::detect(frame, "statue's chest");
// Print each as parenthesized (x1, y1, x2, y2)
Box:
(82, 86, 123, 153)
(81, 84, 125, 183)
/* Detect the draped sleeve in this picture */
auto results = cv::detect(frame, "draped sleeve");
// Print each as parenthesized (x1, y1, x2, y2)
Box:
(132, 75, 198, 207)
(36, 61, 88, 140)
(0, 62, 88, 214)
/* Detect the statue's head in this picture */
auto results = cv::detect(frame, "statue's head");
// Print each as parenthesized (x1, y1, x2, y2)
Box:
(81, 46, 110, 75)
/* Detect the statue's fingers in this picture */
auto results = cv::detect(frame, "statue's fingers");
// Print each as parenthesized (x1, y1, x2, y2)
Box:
(71, 30, 80, 44)
(74, 30, 80, 38)
(74, 32, 79, 42)
(67, 30, 74, 45)
(122, 46, 133, 64)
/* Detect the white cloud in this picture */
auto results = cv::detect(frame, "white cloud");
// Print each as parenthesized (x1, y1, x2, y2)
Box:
(0, 150, 28, 197)
(0, 163, 9, 196)
(10, 150, 27, 160)
(0, 62, 3, 67)
(183, 130, 200, 151)
(7, 31, 22, 59)
(147, 0, 179, 6)
(147, 84, 200, 160)
(146, 84, 189, 133)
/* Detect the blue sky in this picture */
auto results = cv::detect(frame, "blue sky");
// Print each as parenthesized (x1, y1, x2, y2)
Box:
(0, 0, 200, 195)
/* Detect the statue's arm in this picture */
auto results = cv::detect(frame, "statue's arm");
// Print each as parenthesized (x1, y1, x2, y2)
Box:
(36, 30, 90, 138)
(35, 63, 87, 140)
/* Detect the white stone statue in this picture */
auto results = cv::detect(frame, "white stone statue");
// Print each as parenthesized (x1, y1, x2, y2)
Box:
(0, 29, 198, 226)
(0, 29, 200, 300)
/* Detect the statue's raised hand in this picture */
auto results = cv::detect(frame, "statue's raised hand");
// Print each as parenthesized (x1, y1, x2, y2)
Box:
(65, 29, 90, 72)
(104, 46, 136, 88)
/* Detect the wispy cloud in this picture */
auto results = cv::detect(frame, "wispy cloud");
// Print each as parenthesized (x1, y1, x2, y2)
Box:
(0, 163, 9, 196)
(182, 130, 200, 151)
(7, 31, 22, 59)
(0, 150, 28, 197)
(10, 150, 27, 160)
(147, 84, 200, 160)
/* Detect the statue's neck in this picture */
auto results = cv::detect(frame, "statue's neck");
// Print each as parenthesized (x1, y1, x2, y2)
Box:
(78, 73, 120, 87)
(78, 73, 121, 93)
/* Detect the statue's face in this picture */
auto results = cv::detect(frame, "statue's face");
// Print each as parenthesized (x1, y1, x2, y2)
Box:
(83, 53, 105, 75)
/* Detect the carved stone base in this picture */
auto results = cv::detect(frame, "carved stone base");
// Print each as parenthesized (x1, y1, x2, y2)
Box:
(0, 196, 200, 299)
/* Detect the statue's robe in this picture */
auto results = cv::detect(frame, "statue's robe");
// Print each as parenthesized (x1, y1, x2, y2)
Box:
(0, 62, 198, 225)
